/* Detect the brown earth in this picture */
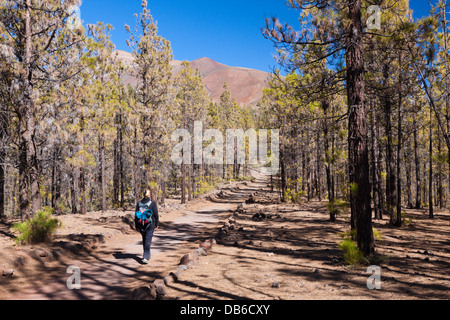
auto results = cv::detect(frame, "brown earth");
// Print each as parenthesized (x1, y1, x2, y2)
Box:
(0, 171, 449, 300)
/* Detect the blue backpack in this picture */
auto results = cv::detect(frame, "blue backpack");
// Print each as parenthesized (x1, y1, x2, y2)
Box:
(135, 201, 153, 232)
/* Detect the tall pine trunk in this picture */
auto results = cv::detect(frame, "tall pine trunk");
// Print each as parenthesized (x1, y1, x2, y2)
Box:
(370, 101, 382, 219)
(429, 107, 434, 219)
(80, 113, 86, 215)
(0, 156, 4, 219)
(346, 0, 374, 256)
(0, 110, 6, 219)
(19, 0, 42, 220)
(99, 134, 106, 212)
(383, 64, 396, 218)
(413, 118, 422, 208)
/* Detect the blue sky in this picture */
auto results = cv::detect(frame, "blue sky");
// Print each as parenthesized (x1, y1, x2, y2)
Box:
(79, 0, 437, 73)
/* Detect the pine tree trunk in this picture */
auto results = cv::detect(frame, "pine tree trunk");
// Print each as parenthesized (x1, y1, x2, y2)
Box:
(51, 147, 59, 209)
(70, 167, 78, 214)
(119, 113, 124, 209)
(413, 118, 422, 208)
(395, 78, 402, 227)
(370, 101, 382, 219)
(429, 108, 434, 219)
(406, 139, 413, 208)
(442, 1, 450, 208)
(316, 130, 322, 201)
(99, 134, 106, 212)
(280, 150, 286, 202)
(181, 160, 186, 204)
(0, 109, 6, 219)
(323, 102, 335, 221)
(133, 125, 140, 207)
(113, 138, 119, 207)
(80, 114, 86, 215)
(437, 132, 443, 208)
(0, 158, 4, 219)
(383, 65, 396, 218)
(301, 129, 306, 193)
(346, 0, 374, 256)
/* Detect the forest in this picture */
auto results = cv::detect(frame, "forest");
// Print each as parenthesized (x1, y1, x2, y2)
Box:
(0, 0, 449, 264)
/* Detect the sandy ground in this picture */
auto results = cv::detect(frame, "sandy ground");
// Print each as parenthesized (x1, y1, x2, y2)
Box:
(0, 171, 449, 300)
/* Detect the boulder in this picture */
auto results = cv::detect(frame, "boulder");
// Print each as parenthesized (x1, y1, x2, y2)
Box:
(2, 269, 14, 277)
(153, 279, 167, 296)
(132, 285, 157, 300)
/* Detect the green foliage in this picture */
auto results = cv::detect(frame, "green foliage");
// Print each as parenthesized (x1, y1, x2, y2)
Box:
(372, 227, 382, 241)
(326, 199, 348, 216)
(194, 177, 223, 197)
(401, 211, 414, 226)
(13, 207, 61, 245)
(349, 182, 358, 196)
(338, 234, 369, 266)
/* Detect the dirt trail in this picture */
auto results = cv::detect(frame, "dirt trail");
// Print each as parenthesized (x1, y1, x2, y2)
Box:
(1, 169, 449, 300)
(1, 172, 261, 300)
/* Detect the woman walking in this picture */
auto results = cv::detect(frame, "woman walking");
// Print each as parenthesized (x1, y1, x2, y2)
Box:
(135, 190, 159, 264)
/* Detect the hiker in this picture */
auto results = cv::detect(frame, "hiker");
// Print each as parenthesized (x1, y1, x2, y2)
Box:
(135, 189, 159, 264)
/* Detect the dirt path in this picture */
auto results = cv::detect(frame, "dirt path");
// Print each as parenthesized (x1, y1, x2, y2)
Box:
(0, 174, 259, 300)
(1, 169, 449, 300)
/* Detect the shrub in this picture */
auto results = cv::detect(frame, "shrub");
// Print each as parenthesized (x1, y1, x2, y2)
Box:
(372, 227, 382, 241)
(13, 207, 61, 245)
(339, 238, 368, 266)
(326, 199, 349, 217)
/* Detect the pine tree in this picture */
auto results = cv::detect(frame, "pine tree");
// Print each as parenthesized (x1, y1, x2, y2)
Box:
(126, 0, 173, 203)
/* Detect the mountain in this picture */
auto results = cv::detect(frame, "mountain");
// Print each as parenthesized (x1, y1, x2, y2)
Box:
(113, 50, 271, 108)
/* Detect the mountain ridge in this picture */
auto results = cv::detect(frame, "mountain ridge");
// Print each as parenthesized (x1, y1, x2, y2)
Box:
(113, 50, 271, 107)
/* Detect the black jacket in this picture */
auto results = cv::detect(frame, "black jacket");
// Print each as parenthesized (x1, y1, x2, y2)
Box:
(135, 197, 159, 230)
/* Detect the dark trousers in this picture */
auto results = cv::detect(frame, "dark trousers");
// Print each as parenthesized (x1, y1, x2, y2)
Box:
(141, 228, 155, 260)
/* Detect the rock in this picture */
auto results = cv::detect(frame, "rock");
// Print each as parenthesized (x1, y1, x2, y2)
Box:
(98, 217, 107, 223)
(245, 195, 256, 204)
(122, 215, 136, 230)
(38, 248, 53, 258)
(153, 279, 167, 296)
(331, 257, 341, 264)
(164, 274, 177, 285)
(177, 264, 188, 273)
(252, 212, 266, 221)
(179, 254, 191, 265)
(339, 285, 349, 290)
(199, 241, 212, 250)
(30, 248, 54, 262)
(132, 285, 157, 300)
(195, 247, 208, 256)
(179, 252, 199, 267)
(271, 282, 281, 288)
(2, 269, 14, 277)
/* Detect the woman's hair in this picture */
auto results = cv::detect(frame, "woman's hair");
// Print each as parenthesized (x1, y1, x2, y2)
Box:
(145, 189, 151, 198)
